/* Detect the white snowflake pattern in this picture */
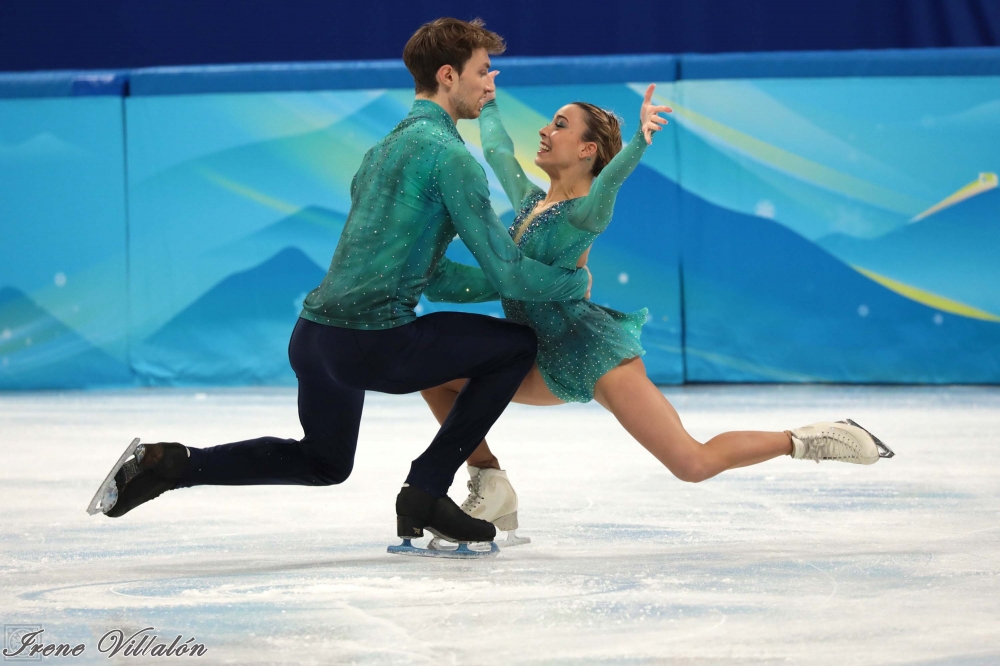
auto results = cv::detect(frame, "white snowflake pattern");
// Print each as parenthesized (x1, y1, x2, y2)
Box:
(754, 200, 776, 219)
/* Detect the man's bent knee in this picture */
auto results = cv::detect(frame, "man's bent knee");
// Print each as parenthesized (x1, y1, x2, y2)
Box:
(301, 438, 356, 485)
(520, 325, 538, 354)
(421, 379, 467, 398)
(508, 324, 537, 366)
(310, 461, 354, 485)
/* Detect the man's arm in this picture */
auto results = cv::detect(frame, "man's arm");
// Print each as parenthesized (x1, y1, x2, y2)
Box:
(425, 257, 500, 303)
(437, 147, 589, 302)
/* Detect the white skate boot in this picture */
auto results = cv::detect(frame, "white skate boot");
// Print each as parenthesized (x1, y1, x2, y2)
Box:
(429, 466, 530, 549)
(790, 419, 894, 464)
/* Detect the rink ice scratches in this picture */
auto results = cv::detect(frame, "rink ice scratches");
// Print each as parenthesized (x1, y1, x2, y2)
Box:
(3, 387, 1000, 664)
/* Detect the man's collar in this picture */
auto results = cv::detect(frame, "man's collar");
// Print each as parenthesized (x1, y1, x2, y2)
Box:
(410, 99, 463, 141)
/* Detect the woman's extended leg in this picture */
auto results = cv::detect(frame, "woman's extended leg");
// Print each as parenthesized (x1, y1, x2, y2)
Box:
(422, 356, 792, 482)
(593, 358, 792, 482)
(420, 363, 563, 469)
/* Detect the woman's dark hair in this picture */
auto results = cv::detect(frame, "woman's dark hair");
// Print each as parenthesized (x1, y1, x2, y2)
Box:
(403, 18, 506, 95)
(572, 102, 624, 176)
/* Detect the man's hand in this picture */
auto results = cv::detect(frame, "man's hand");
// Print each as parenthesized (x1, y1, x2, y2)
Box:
(640, 83, 673, 145)
(583, 265, 592, 300)
(481, 70, 499, 108)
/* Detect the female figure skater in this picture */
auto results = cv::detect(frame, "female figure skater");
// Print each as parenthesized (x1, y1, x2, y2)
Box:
(420, 78, 893, 538)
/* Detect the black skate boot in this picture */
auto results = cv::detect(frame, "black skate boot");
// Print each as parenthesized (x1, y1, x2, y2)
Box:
(389, 485, 499, 558)
(87, 440, 189, 517)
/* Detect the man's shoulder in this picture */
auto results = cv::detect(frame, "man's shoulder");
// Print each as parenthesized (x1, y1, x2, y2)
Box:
(436, 139, 486, 179)
(437, 138, 473, 160)
(384, 120, 464, 162)
(398, 115, 463, 143)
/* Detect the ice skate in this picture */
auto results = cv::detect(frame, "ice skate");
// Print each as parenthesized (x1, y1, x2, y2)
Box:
(790, 419, 894, 464)
(447, 466, 530, 548)
(87, 439, 189, 517)
(388, 484, 499, 559)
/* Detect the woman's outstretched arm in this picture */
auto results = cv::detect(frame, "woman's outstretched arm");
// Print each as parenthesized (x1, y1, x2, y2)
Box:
(479, 97, 543, 212)
(571, 84, 672, 234)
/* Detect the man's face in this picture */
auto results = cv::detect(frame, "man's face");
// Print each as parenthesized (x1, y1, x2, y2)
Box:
(450, 48, 494, 120)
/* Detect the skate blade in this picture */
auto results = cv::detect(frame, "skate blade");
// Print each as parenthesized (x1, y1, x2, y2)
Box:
(500, 533, 531, 547)
(388, 539, 499, 559)
(429, 532, 529, 549)
(845, 419, 895, 458)
(86, 438, 141, 515)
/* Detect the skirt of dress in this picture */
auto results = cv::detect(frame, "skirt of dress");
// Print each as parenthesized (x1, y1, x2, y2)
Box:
(502, 298, 647, 403)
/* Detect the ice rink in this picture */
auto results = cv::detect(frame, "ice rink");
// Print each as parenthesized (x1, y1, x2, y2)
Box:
(2, 385, 999, 664)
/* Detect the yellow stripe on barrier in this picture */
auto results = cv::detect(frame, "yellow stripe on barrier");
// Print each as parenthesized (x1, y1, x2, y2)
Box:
(853, 265, 1000, 322)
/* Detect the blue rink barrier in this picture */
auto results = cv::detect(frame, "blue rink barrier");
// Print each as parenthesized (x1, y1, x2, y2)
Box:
(0, 70, 132, 389)
(1, 48, 999, 389)
(0, 70, 128, 98)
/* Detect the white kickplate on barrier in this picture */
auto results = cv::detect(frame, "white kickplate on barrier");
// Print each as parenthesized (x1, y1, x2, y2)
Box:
(2, 385, 999, 664)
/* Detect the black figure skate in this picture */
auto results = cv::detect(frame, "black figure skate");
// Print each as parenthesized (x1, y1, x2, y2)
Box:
(388, 484, 499, 558)
(87, 439, 189, 517)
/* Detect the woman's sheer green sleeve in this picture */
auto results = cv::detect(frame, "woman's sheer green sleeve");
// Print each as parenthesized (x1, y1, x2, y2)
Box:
(571, 128, 648, 234)
(424, 257, 500, 303)
(479, 100, 540, 211)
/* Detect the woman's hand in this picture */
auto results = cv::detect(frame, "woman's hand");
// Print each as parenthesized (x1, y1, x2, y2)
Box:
(481, 70, 499, 108)
(640, 83, 672, 145)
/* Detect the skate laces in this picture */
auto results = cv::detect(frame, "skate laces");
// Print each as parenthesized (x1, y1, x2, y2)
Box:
(116, 446, 147, 483)
(801, 429, 860, 462)
(462, 475, 485, 511)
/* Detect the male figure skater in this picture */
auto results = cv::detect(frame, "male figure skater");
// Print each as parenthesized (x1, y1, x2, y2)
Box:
(89, 18, 591, 547)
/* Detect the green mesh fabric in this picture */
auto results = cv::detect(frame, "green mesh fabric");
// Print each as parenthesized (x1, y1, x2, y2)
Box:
(300, 100, 588, 331)
(479, 100, 650, 403)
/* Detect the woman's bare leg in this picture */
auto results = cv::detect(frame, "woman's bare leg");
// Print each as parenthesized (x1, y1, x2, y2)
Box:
(422, 356, 789, 481)
(419, 364, 564, 470)
(593, 358, 792, 482)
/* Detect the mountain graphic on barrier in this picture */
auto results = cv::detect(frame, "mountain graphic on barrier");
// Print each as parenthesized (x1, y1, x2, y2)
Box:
(678, 180, 1000, 383)
(131, 93, 411, 244)
(0, 287, 132, 389)
(817, 187, 1000, 317)
(656, 97, 911, 241)
(136, 247, 327, 385)
(213, 205, 347, 269)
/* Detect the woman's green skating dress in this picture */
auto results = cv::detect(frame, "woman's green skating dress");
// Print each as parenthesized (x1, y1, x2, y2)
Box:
(474, 100, 649, 403)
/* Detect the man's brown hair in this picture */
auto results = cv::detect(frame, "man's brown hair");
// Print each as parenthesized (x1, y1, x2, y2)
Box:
(403, 18, 506, 95)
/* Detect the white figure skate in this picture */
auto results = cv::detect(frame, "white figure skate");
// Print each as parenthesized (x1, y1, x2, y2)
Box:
(429, 466, 530, 550)
(790, 419, 894, 464)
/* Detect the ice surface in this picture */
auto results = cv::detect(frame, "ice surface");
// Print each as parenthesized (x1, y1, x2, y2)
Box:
(2, 385, 1000, 664)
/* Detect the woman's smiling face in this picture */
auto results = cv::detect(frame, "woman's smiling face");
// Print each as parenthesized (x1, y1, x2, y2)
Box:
(535, 104, 597, 173)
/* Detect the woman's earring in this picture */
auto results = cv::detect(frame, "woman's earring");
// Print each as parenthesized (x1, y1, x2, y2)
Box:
(586, 157, 592, 161)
